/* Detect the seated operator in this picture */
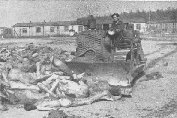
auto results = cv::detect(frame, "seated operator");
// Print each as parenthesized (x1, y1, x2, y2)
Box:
(107, 13, 125, 50)
(111, 13, 124, 32)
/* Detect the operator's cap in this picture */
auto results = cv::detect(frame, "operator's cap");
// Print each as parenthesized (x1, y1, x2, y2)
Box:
(111, 13, 120, 18)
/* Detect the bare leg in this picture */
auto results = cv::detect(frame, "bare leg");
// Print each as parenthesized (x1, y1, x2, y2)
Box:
(71, 90, 119, 107)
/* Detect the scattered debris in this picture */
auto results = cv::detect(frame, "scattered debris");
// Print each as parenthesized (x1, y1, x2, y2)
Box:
(0, 43, 132, 112)
(145, 72, 163, 81)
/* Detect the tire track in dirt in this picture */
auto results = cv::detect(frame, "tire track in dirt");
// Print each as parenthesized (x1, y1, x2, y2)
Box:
(144, 42, 177, 71)
(139, 42, 177, 118)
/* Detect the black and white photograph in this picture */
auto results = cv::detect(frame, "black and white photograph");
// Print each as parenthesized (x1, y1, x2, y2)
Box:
(0, 0, 177, 118)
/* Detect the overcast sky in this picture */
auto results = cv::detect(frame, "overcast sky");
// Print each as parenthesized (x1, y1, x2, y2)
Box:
(0, 0, 177, 27)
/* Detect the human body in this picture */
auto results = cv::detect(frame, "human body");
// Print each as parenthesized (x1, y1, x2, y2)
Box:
(108, 13, 125, 51)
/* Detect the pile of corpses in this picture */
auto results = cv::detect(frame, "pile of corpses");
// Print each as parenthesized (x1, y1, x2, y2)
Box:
(0, 43, 132, 111)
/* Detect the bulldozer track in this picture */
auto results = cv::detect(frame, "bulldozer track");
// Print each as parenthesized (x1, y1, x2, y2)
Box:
(76, 30, 111, 62)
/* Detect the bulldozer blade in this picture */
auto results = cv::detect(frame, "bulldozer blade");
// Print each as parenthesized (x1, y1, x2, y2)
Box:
(66, 61, 145, 82)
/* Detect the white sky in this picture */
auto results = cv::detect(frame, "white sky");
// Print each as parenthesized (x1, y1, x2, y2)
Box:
(0, 0, 177, 27)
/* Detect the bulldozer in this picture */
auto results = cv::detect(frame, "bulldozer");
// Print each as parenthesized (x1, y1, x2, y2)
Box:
(66, 23, 146, 85)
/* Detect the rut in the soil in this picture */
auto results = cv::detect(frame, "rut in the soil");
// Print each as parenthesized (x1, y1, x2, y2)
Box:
(145, 43, 177, 71)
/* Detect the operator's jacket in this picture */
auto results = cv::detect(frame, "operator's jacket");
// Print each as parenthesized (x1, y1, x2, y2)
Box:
(109, 20, 125, 47)
(111, 20, 124, 31)
(109, 21, 141, 48)
(109, 22, 145, 61)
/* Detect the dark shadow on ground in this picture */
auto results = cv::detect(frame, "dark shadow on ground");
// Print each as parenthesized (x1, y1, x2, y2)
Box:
(157, 42, 177, 46)
(133, 42, 177, 85)
(145, 47, 164, 56)
(145, 43, 177, 71)
(144, 43, 177, 56)
(131, 71, 145, 86)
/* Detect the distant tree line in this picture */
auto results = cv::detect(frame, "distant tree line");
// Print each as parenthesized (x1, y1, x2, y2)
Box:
(78, 7, 177, 23)
(77, 6, 177, 33)
(120, 7, 177, 22)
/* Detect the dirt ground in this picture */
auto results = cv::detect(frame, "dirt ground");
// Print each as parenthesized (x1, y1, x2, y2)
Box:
(1, 37, 177, 118)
